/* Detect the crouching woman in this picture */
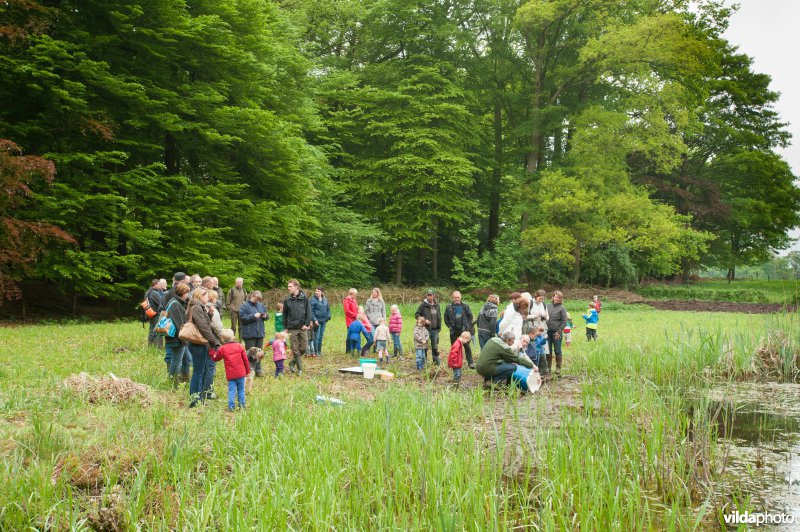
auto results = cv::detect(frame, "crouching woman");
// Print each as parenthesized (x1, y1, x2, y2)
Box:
(475, 330, 533, 387)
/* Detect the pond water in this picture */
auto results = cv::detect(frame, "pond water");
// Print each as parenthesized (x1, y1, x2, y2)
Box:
(703, 383, 800, 528)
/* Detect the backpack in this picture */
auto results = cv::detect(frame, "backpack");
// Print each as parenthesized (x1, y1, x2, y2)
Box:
(155, 299, 179, 337)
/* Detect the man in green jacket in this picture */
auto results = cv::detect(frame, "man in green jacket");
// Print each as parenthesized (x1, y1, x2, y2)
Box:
(476, 331, 533, 385)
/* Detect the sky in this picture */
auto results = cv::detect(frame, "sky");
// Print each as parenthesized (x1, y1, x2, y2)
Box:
(722, 0, 800, 252)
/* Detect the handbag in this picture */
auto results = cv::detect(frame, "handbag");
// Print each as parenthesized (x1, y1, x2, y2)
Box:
(155, 300, 178, 337)
(179, 304, 208, 345)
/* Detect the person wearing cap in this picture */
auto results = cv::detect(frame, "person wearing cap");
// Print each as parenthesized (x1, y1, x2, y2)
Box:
(238, 290, 269, 377)
(415, 290, 443, 365)
(226, 277, 248, 339)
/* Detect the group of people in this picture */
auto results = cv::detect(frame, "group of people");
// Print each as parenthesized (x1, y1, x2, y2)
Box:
(145, 273, 329, 409)
(144, 274, 604, 408)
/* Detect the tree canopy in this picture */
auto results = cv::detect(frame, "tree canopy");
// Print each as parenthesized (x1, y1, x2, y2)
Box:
(0, 0, 796, 301)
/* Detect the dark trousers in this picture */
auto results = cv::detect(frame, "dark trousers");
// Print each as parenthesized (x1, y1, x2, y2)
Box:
(429, 329, 440, 364)
(478, 331, 492, 350)
(450, 330, 473, 366)
(360, 333, 374, 357)
(586, 328, 597, 341)
(487, 363, 517, 384)
(547, 330, 563, 370)
(148, 316, 163, 348)
(244, 337, 264, 375)
(288, 329, 307, 372)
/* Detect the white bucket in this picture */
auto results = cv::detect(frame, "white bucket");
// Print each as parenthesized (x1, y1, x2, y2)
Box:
(362, 362, 377, 379)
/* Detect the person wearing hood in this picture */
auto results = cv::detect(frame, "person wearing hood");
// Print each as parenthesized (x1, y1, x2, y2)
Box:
(415, 290, 442, 365)
(477, 294, 499, 349)
(283, 279, 313, 375)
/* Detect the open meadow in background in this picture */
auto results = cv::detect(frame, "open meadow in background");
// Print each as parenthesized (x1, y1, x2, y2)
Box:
(2, 288, 800, 529)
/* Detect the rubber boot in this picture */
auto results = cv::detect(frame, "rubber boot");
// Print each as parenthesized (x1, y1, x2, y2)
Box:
(179, 372, 190, 384)
(555, 355, 562, 376)
(432, 349, 440, 366)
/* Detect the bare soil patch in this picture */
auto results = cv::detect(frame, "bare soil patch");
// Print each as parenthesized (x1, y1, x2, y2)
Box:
(643, 300, 792, 314)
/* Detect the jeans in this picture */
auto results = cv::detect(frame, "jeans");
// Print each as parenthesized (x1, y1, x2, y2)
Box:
(360, 332, 373, 357)
(189, 343, 215, 402)
(488, 362, 517, 384)
(314, 321, 327, 355)
(453, 367, 462, 381)
(415, 348, 427, 370)
(167, 344, 191, 378)
(227, 377, 245, 410)
(391, 332, 403, 357)
(274, 359, 284, 377)
(478, 331, 492, 350)
(245, 337, 264, 376)
(429, 329, 440, 363)
(450, 330, 473, 366)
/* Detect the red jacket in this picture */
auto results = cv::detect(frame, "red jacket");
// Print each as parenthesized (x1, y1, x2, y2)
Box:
(389, 312, 403, 333)
(344, 297, 358, 327)
(448, 339, 464, 369)
(210, 341, 250, 380)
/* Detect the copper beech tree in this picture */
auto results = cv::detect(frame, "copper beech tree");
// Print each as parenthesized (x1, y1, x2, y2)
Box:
(0, 140, 73, 299)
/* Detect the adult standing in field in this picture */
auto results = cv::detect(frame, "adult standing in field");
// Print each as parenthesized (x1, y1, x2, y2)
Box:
(343, 288, 358, 352)
(238, 290, 268, 377)
(415, 290, 442, 365)
(189, 274, 202, 297)
(545, 290, 568, 376)
(444, 291, 476, 369)
(310, 287, 331, 356)
(477, 294, 500, 349)
(145, 279, 164, 349)
(283, 279, 313, 375)
(212, 277, 224, 311)
(165, 283, 191, 387)
(365, 288, 386, 352)
(476, 331, 534, 386)
(528, 289, 550, 372)
(159, 272, 189, 369)
(187, 288, 222, 407)
(226, 277, 248, 338)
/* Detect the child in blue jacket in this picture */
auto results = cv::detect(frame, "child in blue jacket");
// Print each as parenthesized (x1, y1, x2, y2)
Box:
(582, 305, 599, 341)
(347, 312, 371, 355)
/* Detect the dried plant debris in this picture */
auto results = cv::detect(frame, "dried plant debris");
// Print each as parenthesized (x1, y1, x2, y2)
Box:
(62, 372, 152, 405)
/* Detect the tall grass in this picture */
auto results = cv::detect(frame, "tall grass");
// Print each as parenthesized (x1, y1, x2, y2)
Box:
(0, 306, 795, 528)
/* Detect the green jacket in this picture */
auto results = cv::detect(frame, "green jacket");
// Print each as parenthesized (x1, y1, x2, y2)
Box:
(476, 337, 533, 378)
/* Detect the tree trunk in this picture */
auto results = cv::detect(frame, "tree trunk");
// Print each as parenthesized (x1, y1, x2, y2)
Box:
(72, 291, 78, 318)
(525, 31, 545, 175)
(395, 250, 403, 285)
(432, 234, 439, 281)
(164, 132, 180, 174)
(488, 99, 503, 249)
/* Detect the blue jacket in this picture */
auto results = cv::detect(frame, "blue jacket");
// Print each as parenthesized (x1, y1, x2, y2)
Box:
(534, 334, 548, 356)
(239, 300, 269, 339)
(347, 320, 369, 341)
(583, 309, 599, 328)
(310, 296, 331, 323)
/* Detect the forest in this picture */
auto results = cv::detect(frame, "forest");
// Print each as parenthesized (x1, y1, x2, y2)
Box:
(1, 0, 798, 302)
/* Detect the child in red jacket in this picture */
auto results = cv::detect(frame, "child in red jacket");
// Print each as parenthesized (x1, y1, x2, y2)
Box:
(210, 329, 250, 411)
(448, 331, 472, 383)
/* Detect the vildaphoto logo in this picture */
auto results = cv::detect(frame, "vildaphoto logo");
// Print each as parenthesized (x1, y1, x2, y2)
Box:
(723, 511, 795, 526)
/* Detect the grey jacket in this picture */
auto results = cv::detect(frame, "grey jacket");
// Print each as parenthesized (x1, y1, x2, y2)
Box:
(546, 303, 568, 333)
(365, 298, 386, 326)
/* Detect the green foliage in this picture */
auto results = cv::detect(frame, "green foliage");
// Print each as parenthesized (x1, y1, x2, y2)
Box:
(637, 285, 767, 303)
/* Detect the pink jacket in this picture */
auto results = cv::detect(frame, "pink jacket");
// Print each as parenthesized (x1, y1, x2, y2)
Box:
(389, 312, 403, 333)
(271, 339, 287, 361)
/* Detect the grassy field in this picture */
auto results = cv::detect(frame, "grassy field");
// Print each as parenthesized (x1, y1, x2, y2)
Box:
(637, 279, 800, 304)
(1, 301, 798, 529)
